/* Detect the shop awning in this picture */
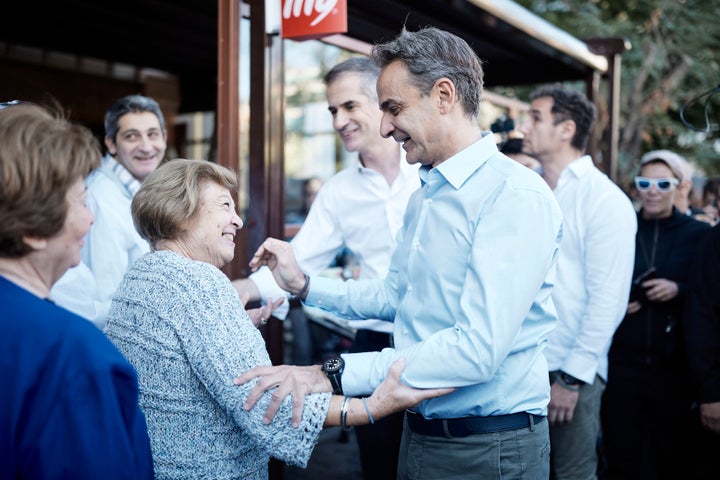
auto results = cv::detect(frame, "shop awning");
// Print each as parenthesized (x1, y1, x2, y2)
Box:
(2, 0, 608, 110)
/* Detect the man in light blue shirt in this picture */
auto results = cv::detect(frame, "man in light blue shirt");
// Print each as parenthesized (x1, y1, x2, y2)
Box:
(51, 95, 167, 327)
(238, 27, 563, 480)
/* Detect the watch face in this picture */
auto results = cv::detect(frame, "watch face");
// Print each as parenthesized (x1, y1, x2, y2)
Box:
(560, 372, 581, 385)
(324, 357, 344, 374)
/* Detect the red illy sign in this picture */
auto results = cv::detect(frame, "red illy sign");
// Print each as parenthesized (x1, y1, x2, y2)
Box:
(281, 0, 348, 40)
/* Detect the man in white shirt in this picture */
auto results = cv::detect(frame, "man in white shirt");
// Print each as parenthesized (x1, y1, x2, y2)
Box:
(519, 84, 637, 480)
(233, 57, 419, 480)
(51, 95, 167, 328)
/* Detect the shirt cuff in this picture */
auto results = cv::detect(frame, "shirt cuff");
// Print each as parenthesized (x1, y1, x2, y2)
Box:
(249, 266, 290, 320)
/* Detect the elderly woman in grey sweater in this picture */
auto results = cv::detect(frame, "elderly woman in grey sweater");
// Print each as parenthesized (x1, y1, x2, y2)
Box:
(104, 159, 449, 480)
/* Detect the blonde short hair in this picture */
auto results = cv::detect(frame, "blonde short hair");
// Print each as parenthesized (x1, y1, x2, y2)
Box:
(132, 159, 238, 247)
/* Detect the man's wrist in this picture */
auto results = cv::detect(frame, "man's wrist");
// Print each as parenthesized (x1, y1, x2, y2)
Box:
(292, 273, 310, 299)
(321, 356, 344, 394)
(556, 371, 583, 392)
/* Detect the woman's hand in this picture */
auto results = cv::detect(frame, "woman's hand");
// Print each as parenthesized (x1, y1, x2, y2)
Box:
(627, 300, 642, 315)
(642, 278, 678, 303)
(234, 364, 331, 427)
(245, 296, 285, 327)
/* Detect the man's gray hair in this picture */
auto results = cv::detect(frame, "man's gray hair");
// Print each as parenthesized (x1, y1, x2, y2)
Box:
(104, 94, 166, 143)
(371, 27, 484, 119)
(323, 57, 381, 103)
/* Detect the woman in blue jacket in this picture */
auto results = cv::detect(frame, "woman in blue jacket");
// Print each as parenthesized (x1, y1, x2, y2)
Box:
(0, 102, 154, 479)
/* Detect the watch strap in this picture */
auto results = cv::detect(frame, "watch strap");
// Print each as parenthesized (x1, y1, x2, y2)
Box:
(327, 372, 343, 395)
(557, 371, 583, 392)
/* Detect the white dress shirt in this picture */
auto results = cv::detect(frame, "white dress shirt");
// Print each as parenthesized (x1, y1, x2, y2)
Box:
(251, 154, 420, 333)
(543, 155, 637, 383)
(51, 154, 150, 327)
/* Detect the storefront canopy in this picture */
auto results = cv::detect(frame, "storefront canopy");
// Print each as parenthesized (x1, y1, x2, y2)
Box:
(347, 0, 607, 86)
(3, 0, 608, 111)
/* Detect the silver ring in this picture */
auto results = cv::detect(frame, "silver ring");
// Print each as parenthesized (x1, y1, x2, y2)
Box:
(260, 316, 267, 325)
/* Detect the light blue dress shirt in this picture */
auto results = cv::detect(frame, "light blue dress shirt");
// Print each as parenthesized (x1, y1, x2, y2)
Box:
(307, 133, 564, 418)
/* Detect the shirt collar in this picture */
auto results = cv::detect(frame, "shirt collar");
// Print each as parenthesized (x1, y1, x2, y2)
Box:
(105, 153, 142, 196)
(420, 131, 497, 189)
(354, 148, 417, 185)
(562, 155, 594, 179)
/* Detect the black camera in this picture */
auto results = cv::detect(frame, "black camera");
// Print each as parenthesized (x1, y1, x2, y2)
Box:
(491, 116, 515, 134)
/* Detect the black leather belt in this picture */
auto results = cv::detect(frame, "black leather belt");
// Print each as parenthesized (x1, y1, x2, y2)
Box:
(405, 410, 545, 438)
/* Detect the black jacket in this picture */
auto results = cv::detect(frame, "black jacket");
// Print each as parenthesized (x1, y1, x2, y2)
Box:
(610, 208, 711, 368)
(686, 224, 720, 403)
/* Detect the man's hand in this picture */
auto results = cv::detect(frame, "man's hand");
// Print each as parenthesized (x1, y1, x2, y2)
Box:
(548, 381, 580, 426)
(700, 402, 720, 434)
(249, 238, 306, 295)
(234, 364, 331, 427)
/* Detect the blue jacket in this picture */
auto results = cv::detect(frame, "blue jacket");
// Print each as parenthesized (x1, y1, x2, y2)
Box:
(0, 276, 153, 479)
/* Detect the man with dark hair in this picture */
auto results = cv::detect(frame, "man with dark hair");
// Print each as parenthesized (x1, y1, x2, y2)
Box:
(519, 84, 637, 479)
(52, 95, 167, 327)
(238, 27, 563, 480)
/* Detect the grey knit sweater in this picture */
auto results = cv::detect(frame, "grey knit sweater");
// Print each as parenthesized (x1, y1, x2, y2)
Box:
(104, 251, 330, 480)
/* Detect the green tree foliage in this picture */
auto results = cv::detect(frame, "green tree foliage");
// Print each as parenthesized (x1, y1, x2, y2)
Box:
(516, 0, 720, 180)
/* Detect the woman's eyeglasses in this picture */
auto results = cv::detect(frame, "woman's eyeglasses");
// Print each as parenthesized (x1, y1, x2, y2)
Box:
(634, 176, 680, 192)
(0, 100, 21, 110)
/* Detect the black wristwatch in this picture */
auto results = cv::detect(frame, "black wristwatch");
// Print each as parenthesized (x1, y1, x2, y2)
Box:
(322, 356, 345, 395)
(559, 371, 584, 387)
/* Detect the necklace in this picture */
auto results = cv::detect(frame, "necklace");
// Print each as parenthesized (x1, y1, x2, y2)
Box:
(637, 218, 659, 269)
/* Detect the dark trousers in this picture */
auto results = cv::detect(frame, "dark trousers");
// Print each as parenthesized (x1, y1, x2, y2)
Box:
(601, 363, 696, 480)
(691, 411, 720, 480)
(350, 329, 404, 480)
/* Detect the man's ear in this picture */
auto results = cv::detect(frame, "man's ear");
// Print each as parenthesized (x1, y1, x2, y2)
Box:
(560, 119, 576, 142)
(435, 78, 455, 113)
(104, 136, 116, 155)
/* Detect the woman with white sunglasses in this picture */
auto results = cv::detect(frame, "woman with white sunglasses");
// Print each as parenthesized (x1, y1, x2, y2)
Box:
(601, 150, 712, 479)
